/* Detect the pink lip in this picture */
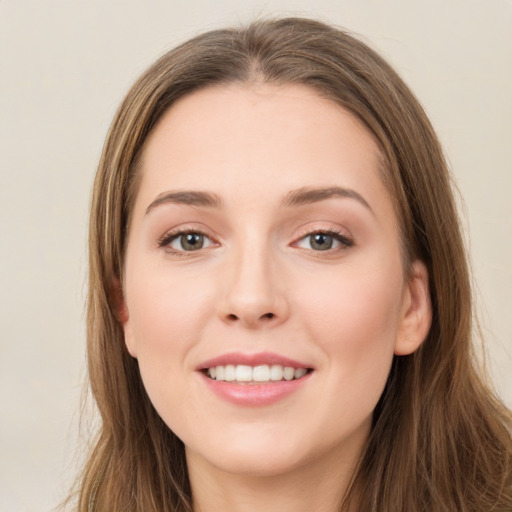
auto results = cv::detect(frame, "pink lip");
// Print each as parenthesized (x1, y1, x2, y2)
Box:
(197, 351, 314, 407)
(200, 372, 312, 407)
(197, 351, 313, 370)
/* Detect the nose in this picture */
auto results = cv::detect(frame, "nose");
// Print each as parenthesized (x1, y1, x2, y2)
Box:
(217, 244, 289, 329)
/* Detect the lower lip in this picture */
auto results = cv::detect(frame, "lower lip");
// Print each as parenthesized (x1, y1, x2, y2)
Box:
(200, 372, 312, 406)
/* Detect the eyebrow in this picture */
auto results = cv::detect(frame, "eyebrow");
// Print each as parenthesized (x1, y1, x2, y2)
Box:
(282, 186, 373, 213)
(145, 190, 223, 214)
(145, 185, 372, 215)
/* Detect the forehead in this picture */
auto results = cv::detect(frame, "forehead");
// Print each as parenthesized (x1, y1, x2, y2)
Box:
(138, 84, 386, 197)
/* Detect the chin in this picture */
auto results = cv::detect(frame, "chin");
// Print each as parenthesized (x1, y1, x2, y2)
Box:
(182, 418, 367, 480)
(187, 441, 311, 478)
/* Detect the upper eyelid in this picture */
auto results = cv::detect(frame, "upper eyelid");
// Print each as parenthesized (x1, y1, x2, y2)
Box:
(292, 222, 353, 241)
(160, 222, 214, 235)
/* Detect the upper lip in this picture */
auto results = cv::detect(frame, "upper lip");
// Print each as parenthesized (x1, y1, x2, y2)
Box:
(197, 351, 313, 370)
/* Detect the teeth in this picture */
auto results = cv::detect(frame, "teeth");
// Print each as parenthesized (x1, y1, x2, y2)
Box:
(235, 365, 252, 382)
(224, 364, 236, 381)
(294, 368, 307, 379)
(206, 364, 309, 383)
(253, 365, 270, 382)
(283, 367, 295, 381)
(270, 364, 283, 381)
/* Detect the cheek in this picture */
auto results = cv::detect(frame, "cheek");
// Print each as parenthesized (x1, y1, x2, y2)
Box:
(301, 260, 402, 336)
(296, 259, 403, 395)
(123, 267, 218, 429)
(123, 260, 218, 393)
(126, 260, 213, 343)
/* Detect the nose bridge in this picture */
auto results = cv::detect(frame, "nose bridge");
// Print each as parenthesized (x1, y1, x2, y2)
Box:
(219, 231, 287, 327)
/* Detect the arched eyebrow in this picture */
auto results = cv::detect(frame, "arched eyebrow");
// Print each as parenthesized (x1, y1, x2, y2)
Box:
(282, 186, 373, 214)
(145, 190, 223, 214)
(145, 186, 373, 215)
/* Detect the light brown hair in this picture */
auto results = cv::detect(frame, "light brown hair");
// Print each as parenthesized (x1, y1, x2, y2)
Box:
(71, 17, 512, 511)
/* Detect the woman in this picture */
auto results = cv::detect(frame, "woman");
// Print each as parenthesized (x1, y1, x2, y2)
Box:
(73, 17, 512, 512)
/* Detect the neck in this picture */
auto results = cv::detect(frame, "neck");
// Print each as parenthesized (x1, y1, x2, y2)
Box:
(187, 444, 362, 512)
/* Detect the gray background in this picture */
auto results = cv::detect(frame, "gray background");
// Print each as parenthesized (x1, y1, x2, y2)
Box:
(1, 1, 511, 511)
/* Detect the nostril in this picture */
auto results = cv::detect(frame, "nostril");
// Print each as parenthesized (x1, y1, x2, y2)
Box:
(223, 312, 275, 323)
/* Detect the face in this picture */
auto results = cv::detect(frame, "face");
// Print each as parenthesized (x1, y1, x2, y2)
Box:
(122, 84, 430, 479)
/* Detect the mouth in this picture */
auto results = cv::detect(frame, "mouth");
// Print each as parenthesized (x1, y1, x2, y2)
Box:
(203, 364, 313, 384)
(198, 353, 314, 406)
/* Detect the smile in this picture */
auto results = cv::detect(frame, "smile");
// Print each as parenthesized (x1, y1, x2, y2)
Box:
(206, 364, 310, 383)
(198, 352, 314, 405)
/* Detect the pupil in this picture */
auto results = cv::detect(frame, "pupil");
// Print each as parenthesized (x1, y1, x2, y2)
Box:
(311, 233, 332, 250)
(182, 233, 203, 250)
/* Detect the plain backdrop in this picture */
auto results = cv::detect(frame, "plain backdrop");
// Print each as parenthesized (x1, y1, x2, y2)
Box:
(1, 1, 511, 511)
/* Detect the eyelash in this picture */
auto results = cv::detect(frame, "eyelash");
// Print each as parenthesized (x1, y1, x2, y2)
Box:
(157, 228, 354, 255)
(293, 229, 354, 252)
(158, 229, 217, 256)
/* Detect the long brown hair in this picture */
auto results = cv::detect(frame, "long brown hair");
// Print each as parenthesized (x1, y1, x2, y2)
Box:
(71, 17, 512, 511)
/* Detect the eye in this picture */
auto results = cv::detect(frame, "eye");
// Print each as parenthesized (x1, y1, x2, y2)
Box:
(160, 231, 215, 252)
(295, 231, 353, 251)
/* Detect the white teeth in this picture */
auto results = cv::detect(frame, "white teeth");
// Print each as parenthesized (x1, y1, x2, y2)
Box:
(235, 365, 253, 381)
(224, 364, 236, 381)
(206, 364, 309, 383)
(283, 366, 295, 380)
(270, 364, 283, 381)
(253, 365, 270, 382)
(294, 368, 307, 379)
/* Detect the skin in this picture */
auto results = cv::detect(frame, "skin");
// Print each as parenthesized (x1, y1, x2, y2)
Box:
(121, 84, 432, 512)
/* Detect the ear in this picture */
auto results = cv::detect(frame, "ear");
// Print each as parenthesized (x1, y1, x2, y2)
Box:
(394, 260, 432, 356)
(110, 278, 128, 323)
(110, 278, 137, 358)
